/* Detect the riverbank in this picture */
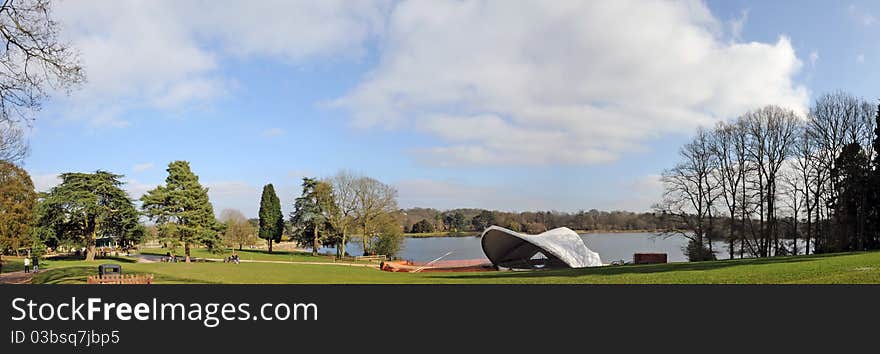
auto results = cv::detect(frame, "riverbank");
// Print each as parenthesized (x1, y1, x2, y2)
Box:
(13, 250, 880, 284)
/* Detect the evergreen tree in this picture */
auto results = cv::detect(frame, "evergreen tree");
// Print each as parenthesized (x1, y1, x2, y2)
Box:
(410, 219, 434, 233)
(141, 161, 220, 262)
(829, 143, 871, 251)
(258, 183, 283, 253)
(290, 178, 337, 255)
(39, 171, 139, 261)
(870, 103, 880, 248)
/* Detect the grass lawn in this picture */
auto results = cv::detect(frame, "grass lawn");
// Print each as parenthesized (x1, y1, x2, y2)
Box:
(1, 256, 25, 273)
(138, 247, 341, 263)
(23, 250, 880, 284)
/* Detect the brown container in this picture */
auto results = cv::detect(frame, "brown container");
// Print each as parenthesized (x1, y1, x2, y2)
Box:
(633, 253, 667, 264)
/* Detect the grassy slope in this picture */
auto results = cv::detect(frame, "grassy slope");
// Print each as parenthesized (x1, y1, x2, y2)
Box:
(25, 250, 880, 284)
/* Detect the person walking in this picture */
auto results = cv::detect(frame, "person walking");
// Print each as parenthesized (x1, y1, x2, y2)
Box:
(32, 256, 39, 273)
(23, 256, 31, 273)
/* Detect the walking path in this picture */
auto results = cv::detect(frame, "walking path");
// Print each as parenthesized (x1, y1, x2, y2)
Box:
(205, 258, 381, 268)
(0, 271, 33, 284)
(134, 254, 380, 268)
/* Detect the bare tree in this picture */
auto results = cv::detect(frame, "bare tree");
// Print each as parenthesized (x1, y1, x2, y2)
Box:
(0, 121, 26, 162)
(710, 121, 745, 259)
(743, 106, 799, 257)
(0, 0, 84, 124)
(353, 176, 398, 255)
(220, 209, 256, 251)
(791, 126, 820, 255)
(658, 127, 719, 260)
(326, 170, 358, 258)
(781, 168, 804, 255)
(807, 92, 872, 251)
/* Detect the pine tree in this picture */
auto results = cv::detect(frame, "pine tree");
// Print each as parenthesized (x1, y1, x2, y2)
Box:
(870, 103, 880, 249)
(258, 184, 283, 253)
(831, 143, 871, 251)
(141, 161, 220, 262)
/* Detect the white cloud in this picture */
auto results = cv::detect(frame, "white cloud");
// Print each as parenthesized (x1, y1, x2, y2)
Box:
(124, 179, 154, 201)
(335, 0, 808, 166)
(132, 163, 154, 173)
(51, 0, 390, 127)
(261, 128, 286, 137)
(32, 173, 61, 193)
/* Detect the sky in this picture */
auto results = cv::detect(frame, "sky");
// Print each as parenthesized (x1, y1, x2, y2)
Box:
(19, 0, 880, 217)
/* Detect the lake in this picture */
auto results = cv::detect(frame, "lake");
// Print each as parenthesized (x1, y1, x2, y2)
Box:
(319, 232, 743, 263)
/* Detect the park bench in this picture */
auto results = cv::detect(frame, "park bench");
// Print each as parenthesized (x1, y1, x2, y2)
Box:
(86, 274, 154, 284)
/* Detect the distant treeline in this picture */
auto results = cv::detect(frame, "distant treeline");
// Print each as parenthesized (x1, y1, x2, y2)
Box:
(401, 207, 664, 234)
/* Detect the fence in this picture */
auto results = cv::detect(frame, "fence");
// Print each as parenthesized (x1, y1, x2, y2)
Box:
(86, 274, 154, 284)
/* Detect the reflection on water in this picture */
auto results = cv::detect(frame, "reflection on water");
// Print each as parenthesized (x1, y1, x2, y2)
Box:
(319, 232, 813, 263)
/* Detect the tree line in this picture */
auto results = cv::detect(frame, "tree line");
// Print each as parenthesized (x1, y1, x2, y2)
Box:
(402, 208, 666, 234)
(657, 91, 880, 261)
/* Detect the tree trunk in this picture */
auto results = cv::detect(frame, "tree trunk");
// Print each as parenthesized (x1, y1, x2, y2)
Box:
(312, 224, 319, 256)
(792, 218, 798, 256)
(85, 226, 97, 262)
(239, 243, 243, 251)
(267, 239, 273, 253)
(362, 223, 369, 256)
(185, 243, 191, 263)
(340, 225, 347, 258)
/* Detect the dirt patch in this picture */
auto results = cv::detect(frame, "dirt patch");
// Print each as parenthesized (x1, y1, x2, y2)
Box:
(0, 271, 33, 284)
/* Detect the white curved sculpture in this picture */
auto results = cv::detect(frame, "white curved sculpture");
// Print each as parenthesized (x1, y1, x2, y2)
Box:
(480, 226, 602, 269)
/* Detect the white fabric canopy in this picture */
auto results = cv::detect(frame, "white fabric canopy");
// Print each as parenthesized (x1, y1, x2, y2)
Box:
(480, 226, 602, 268)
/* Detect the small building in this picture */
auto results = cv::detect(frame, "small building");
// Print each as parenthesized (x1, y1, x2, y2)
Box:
(633, 253, 667, 264)
(95, 236, 119, 249)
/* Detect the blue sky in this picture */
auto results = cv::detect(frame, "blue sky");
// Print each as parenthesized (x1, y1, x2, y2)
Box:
(21, 1, 880, 217)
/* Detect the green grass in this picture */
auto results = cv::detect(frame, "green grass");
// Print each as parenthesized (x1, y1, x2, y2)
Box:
(1, 256, 25, 273)
(138, 247, 339, 263)
(23, 250, 880, 284)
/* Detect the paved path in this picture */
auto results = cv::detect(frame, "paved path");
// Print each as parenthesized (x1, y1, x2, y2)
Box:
(204, 258, 381, 268)
(0, 271, 33, 284)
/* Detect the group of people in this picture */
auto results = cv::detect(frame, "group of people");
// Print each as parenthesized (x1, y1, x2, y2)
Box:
(161, 252, 180, 263)
(23, 255, 39, 273)
(224, 251, 240, 264)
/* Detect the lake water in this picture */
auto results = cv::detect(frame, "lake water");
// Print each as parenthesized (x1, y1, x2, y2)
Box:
(319, 232, 742, 263)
